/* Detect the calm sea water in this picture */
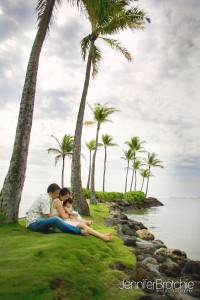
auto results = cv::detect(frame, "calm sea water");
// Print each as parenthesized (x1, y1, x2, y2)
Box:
(19, 197, 200, 260)
(126, 198, 200, 261)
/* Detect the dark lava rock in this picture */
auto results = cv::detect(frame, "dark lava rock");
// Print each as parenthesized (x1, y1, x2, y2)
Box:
(152, 254, 166, 264)
(123, 236, 137, 247)
(160, 261, 181, 277)
(183, 261, 200, 276)
(121, 224, 135, 236)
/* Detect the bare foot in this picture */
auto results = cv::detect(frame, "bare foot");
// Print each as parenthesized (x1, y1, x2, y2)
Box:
(86, 221, 92, 227)
(81, 228, 89, 236)
(101, 233, 112, 241)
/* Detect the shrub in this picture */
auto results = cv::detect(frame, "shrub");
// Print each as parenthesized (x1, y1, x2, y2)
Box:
(123, 191, 145, 204)
(82, 189, 123, 202)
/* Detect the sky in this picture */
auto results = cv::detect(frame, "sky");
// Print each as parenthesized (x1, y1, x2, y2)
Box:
(0, 0, 200, 203)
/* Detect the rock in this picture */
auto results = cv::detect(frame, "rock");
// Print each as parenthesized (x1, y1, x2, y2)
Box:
(142, 257, 158, 265)
(183, 261, 200, 276)
(132, 263, 154, 282)
(121, 225, 135, 236)
(115, 261, 125, 271)
(160, 261, 181, 277)
(152, 254, 166, 264)
(154, 248, 187, 261)
(123, 236, 137, 247)
(104, 218, 128, 227)
(146, 263, 161, 277)
(190, 289, 200, 299)
(136, 241, 156, 249)
(192, 273, 200, 281)
(135, 229, 155, 241)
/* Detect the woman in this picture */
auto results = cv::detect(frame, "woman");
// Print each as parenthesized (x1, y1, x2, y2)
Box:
(51, 188, 112, 241)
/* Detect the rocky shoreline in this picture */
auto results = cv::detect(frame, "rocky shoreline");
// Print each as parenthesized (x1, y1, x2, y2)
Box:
(104, 198, 200, 300)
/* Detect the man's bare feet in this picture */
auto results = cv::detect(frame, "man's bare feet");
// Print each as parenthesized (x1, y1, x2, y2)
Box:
(81, 228, 89, 236)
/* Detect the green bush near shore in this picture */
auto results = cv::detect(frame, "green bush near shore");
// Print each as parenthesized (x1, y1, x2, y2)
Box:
(83, 189, 145, 203)
(123, 191, 145, 204)
(0, 203, 142, 300)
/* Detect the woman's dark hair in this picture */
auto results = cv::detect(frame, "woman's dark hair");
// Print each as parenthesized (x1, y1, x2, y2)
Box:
(47, 183, 60, 193)
(59, 187, 70, 196)
(63, 197, 73, 207)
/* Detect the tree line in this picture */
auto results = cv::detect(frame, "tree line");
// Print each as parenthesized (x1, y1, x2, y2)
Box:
(0, 0, 151, 222)
(47, 102, 164, 204)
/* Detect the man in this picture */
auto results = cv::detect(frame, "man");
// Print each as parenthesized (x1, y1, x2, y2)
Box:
(26, 183, 82, 235)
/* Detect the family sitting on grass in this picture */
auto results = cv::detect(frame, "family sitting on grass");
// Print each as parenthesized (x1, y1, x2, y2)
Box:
(26, 183, 112, 241)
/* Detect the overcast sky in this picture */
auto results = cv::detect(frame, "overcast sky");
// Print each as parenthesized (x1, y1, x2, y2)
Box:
(0, 0, 200, 203)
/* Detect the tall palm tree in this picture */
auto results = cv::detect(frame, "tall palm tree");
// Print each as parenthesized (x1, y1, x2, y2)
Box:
(101, 134, 117, 192)
(143, 152, 164, 197)
(85, 139, 96, 190)
(121, 149, 134, 193)
(0, 0, 62, 223)
(47, 134, 74, 187)
(140, 169, 153, 192)
(71, 0, 148, 212)
(132, 159, 143, 191)
(125, 136, 146, 191)
(0, 0, 113, 223)
(86, 103, 118, 203)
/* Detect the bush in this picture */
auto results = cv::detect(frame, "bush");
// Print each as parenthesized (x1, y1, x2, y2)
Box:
(82, 189, 123, 202)
(123, 191, 145, 204)
(95, 191, 124, 201)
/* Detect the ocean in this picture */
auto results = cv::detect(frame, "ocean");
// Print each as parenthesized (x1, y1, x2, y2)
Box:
(126, 198, 200, 261)
(19, 196, 200, 260)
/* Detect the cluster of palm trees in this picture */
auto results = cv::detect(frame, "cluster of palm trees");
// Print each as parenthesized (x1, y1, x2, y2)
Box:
(0, 0, 150, 222)
(122, 137, 164, 196)
(48, 116, 164, 202)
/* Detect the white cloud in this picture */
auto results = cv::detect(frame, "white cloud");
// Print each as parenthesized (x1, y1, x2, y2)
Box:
(0, 0, 200, 200)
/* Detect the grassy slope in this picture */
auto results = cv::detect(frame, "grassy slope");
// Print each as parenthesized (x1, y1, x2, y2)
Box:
(0, 204, 143, 300)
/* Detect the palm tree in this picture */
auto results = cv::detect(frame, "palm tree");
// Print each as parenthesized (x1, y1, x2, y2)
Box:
(140, 169, 153, 192)
(101, 134, 117, 192)
(121, 149, 134, 193)
(0, 0, 114, 223)
(71, 1, 148, 211)
(0, 0, 62, 223)
(47, 134, 74, 187)
(85, 140, 96, 190)
(132, 159, 143, 191)
(143, 152, 164, 197)
(86, 103, 118, 203)
(125, 136, 146, 191)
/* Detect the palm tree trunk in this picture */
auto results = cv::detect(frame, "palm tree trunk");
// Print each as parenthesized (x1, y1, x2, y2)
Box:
(141, 177, 144, 191)
(90, 124, 100, 204)
(102, 145, 107, 192)
(71, 40, 95, 215)
(61, 156, 65, 188)
(145, 168, 151, 197)
(134, 169, 137, 191)
(0, 0, 56, 223)
(86, 150, 92, 190)
(129, 168, 134, 191)
(125, 161, 129, 193)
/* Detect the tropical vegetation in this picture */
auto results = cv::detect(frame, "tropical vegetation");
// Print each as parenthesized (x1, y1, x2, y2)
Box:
(47, 134, 74, 188)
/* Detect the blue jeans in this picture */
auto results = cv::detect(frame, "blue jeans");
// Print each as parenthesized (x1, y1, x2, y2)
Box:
(28, 216, 81, 235)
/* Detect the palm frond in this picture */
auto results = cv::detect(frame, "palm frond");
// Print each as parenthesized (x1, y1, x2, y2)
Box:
(92, 45, 102, 77)
(55, 154, 62, 166)
(47, 148, 62, 155)
(36, 0, 62, 31)
(100, 37, 132, 61)
(83, 121, 96, 126)
(81, 34, 92, 61)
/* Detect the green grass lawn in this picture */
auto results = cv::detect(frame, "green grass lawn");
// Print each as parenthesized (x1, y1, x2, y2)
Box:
(0, 204, 143, 300)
